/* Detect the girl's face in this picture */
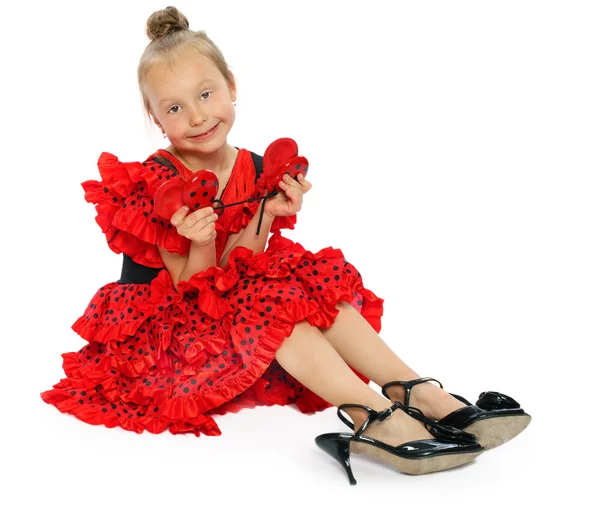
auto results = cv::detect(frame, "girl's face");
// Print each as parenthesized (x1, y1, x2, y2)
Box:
(145, 48, 236, 155)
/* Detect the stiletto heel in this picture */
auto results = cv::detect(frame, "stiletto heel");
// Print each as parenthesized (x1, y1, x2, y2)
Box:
(315, 435, 357, 485)
(382, 378, 532, 450)
(315, 400, 483, 485)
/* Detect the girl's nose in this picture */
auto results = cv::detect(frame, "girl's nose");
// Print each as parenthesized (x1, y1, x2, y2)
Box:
(189, 106, 207, 126)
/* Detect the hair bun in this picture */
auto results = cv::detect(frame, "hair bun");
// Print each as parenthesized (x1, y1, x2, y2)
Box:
(146, 6, 190, 41)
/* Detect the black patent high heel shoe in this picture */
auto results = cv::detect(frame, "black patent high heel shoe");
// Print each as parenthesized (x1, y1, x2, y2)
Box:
(315, 400, 484, 485)
(381, 378, 532, 450)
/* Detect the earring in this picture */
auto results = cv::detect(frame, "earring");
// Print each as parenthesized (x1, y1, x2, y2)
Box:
(162, 132, 167, 138)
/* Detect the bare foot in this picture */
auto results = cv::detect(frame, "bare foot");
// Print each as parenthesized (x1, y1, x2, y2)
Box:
(385, 382, 468, 421)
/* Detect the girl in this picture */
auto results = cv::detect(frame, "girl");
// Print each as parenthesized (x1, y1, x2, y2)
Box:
(40, 6, 530, 485)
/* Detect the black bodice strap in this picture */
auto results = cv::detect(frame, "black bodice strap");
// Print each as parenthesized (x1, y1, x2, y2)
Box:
(117, 254, 164, 285)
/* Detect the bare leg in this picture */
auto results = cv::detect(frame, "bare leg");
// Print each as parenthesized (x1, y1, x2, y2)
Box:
(320, 302, 467, 420)
(275, 320, 434, 444)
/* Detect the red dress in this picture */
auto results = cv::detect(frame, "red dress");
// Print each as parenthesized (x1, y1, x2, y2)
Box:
(40, 148, 385, 436)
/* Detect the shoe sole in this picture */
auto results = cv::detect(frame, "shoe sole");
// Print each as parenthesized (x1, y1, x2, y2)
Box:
(351, 441, 483, 475)
(463, 414, 532, 450)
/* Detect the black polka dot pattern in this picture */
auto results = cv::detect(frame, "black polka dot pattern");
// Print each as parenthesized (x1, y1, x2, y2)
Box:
(81, 152, 191, 269)
(40, 149, 384, 437)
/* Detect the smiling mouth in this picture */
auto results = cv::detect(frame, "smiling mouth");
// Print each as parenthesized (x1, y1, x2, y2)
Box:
(190, 124, 219, 138)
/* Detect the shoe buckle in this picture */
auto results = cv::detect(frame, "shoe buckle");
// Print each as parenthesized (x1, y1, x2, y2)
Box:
(377, 401, 402, 421)
(377, 408, 393, 421)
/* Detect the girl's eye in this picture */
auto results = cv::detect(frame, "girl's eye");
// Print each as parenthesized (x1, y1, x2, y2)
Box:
(167, 92, 211, 114)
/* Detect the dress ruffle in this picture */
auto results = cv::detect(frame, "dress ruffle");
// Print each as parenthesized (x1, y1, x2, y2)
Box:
(81, 152, 191, 268)
(41, 229, 382, 436)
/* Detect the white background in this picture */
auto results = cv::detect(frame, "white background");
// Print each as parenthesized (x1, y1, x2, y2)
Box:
(1, 0, 597, 514)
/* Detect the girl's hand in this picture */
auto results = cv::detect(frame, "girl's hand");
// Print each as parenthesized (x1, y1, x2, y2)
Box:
(170, 205, 218, 246)
(264, 173, 312, 218)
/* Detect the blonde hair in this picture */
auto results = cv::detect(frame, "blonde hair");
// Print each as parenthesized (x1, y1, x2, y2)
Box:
(138, 6, 235, 120)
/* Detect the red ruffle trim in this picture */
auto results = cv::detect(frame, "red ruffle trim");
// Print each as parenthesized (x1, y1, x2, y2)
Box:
(82, 152, 191, 268)
(40, 373, 221, 436)
(41, 230, 383, 436)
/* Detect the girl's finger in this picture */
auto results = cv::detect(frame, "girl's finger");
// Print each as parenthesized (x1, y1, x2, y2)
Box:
(170, 205, 190, 226)
(295, 177, 311, 191)
(279, 180, 290, 191)
(286, 186, 301, 204)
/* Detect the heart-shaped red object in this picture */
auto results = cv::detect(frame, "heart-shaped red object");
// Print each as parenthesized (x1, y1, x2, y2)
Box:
(264, 138, 298, 175)
(154, 169, 219, 220)
(183, 170, 219, 211)
(259, 138, 299, 193)
(153, 179, 187, 220)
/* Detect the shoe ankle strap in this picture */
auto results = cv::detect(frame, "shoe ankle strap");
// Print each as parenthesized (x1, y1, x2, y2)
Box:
(400, 403, 478, 445)
(337, 401, 404, 437)
(381, 377, 444, 405)
(338, 400, 477, 445)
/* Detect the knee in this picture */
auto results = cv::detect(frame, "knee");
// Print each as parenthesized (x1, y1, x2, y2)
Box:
(276, 319, 321, 355)
(293, 319, 319, 334)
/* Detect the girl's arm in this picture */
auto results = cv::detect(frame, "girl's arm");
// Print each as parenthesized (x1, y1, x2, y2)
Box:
(157, 207, 273, 287)
(159, 242, 217, 289)
(219, 208, 275, 267)
(179, 241, 217, 282)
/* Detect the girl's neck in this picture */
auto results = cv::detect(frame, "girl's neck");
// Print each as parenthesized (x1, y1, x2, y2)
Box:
(167, 144, 238, 176)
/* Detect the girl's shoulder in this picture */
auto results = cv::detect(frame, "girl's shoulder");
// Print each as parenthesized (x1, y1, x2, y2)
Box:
(83, 151, 194, 268)
(94, 150, 186, 198)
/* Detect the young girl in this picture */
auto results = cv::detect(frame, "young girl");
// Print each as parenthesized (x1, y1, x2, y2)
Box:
(40, 6, 530, 485)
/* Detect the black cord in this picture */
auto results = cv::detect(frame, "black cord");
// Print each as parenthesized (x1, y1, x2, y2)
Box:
(209, 188, 279, 235)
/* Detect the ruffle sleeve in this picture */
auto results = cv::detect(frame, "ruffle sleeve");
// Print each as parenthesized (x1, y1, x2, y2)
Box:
(82, 152, 191, 268)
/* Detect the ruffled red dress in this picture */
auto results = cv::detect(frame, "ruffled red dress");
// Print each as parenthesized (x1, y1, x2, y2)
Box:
(40, 147, 384, 436)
